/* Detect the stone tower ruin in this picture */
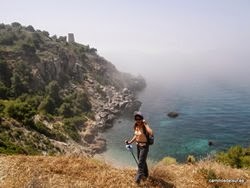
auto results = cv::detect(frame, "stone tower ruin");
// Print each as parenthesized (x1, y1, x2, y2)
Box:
(68, 33, 75, 43)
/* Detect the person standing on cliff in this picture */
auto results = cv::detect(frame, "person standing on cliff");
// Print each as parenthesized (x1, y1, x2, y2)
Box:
(125, 111, 153, 184)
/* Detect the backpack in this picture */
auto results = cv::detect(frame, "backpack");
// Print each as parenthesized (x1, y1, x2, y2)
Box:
(142, 123, 154, 145)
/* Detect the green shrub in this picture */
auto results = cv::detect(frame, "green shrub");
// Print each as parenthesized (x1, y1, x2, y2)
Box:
(0, 143, 28, 155)
(18, 94, 43, 109)
(216, 145, 250, 169)
(63, 116, 86, 142)
(240, 155, 250, 168)
(68, 116, 87, 128)
(21, 43, 36, 55)
(0, 23, 5, 29)
(38, 96, 56, 114)
(0, 102, 5, 113)
(32, 32, 43, 48)
(0, 132, 31, 155)
(0, 31, 17, 45)
(10, 73, 26, 97)
(6, 101, 35, 126)
(42, 31, 50, 37)
(58, 102, 74, 117)
(0, 81, 8, 99)
(38, 81, 62, 115)
(31, 122, 66, 142)
(25, 25, 35, 32)
(161, 156, 177, 165)
(11, 22, 22, 28)
(10, 60, 33, 97)
(12, 129, 22, 139)
(31, 122, 52, 137)
(199, 168, 219, 182)
(75, 92, 91, 112)
(0, 60, 12, 87)
(53, 131, 67, 142)
(25, 95, 43, 109)
(59, 91, 92, 117)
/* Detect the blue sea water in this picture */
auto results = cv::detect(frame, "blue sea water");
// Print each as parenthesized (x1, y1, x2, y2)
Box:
(103, 78, 250, 166)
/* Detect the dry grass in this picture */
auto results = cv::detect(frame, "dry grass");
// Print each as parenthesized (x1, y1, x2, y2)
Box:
(0, 155, 171, 188)
(0, 155, 249, 188)
(152, 160, 250, 188)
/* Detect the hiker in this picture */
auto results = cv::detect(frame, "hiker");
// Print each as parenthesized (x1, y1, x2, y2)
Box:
(125, 111, 153, 184)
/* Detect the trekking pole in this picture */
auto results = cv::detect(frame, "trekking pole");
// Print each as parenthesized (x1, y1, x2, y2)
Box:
(126, 144, 138, 166)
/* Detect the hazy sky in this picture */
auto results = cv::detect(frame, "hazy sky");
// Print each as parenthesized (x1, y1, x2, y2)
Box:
(1, 0, 250, 83)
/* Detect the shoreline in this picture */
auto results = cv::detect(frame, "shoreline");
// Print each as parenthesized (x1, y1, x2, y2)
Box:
(81, 82, 144, 155)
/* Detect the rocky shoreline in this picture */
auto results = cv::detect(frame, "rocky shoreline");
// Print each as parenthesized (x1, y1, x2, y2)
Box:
(53, 77, 144, 157)
(81, 78, 142, 156)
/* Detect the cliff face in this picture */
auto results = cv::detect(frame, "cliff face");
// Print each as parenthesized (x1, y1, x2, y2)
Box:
(0, 23, 146, 155)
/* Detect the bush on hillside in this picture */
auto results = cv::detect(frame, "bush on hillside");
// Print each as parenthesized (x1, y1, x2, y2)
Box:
(6, 101, 36, 126)
(0, 60, 12, 87)
(0, 102, 5, 115)
(0, 81, 8, 99)
(58, 91, 91, 118)
(198, 168, 219, 182)
(38, 96, 56, 115)
(31, 122, 66, 142)
(32, 32, 43, 48)
(0, 30, 17, 45)
(10, 73, 26, 97)
(18, 94, 43, 109)
(21, 43, 36, 55)
(58, 102, 74, 117)
(216, 145, 250, 169)
(0, 130, 41, 155)
(10, 61, 33, 97)
(25, 25, 35, 32)
(160, 156, 177, 165)
(38, 81, 62, 115)
(45, 81, 61, 105)
(63, 116, 86, 142)
(75, 92, 91, 112)
(11, 22, 22, 28)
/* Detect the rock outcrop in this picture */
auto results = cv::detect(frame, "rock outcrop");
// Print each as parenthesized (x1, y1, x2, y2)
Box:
(167, 112, 179, 118)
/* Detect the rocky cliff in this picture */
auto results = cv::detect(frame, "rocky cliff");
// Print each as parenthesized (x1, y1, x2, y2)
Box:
(0, 22, 146, 156)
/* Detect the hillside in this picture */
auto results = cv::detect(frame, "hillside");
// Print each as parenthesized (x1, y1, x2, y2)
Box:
(0, 22, 146, 156)
(0, 155, 249, 188)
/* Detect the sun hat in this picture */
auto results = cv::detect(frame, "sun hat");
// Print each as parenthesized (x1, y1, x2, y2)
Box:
(134, 111, 144, 120)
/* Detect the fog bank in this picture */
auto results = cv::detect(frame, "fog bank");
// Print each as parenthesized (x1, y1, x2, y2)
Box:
(105, 49, 250, 88)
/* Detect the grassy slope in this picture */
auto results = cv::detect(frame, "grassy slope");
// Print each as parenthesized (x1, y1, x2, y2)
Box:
(0, 155, 249, 188)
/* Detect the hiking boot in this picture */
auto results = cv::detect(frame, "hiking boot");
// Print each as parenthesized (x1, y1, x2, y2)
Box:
(135, 178, 140, 184)
(135, 175, 141, 184)
(141, 176, 147, 181)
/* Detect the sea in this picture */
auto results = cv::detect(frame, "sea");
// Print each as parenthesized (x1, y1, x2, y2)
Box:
(102, 74, 250, 166)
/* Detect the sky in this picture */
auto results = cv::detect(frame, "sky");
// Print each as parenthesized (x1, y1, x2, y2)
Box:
(1, 0, 250, 84)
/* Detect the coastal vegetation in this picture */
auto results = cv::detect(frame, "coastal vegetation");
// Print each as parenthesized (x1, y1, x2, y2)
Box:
(0, 22, 146, 155)
(216, 145, 250, 169)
